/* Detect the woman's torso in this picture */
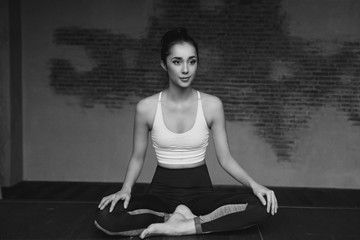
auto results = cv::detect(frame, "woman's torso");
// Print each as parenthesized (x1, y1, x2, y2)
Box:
(150, 90, 210, 169)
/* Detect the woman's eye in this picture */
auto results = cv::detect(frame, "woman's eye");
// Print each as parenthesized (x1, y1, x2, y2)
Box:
(173, 60, 181, 65)
(189, 60, 197, 65)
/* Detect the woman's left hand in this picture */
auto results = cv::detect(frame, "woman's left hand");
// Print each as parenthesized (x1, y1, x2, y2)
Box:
(252, 183, 278, 215)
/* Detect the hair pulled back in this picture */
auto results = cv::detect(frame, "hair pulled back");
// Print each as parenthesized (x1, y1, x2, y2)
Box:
(160, 27, 199, 64)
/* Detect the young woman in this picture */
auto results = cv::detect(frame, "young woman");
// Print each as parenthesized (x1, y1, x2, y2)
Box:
(95, 27, 278, 238)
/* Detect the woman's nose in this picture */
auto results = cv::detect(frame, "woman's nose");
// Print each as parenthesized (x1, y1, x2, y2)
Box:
(182, 63, 189, 74)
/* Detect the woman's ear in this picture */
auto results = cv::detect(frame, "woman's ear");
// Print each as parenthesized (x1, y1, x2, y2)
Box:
(160, 61, 167, 71)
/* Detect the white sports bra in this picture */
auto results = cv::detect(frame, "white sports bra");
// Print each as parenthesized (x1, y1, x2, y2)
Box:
(151, 91, 210, 165)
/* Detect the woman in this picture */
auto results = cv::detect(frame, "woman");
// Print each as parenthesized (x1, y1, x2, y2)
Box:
(95, 27, 278, 238)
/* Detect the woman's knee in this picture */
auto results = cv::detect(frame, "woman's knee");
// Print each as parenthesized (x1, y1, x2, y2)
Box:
(95, 206, 112, 230)
(94, 204, 126, 233)
(250, 200, 270, 222)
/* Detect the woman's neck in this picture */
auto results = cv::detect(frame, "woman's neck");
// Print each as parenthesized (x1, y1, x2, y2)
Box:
(165, 86, 195, 103)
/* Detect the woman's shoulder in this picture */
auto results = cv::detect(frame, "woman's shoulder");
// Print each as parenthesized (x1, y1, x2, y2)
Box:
(136, 93, 159, 112)
(199, 91, 223, 110)
(199, 91, 224, 126)
(135, 93, 160, 124)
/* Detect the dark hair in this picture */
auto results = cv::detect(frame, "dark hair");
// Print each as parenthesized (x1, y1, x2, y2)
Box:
(160, 27, 199, 64)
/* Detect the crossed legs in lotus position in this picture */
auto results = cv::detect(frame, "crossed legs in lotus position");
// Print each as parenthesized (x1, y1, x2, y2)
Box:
(140, 204, 197, 239)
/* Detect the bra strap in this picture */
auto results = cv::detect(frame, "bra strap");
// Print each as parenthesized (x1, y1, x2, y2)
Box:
(158, 92, 163, 101)
(197, 90, 201, 100)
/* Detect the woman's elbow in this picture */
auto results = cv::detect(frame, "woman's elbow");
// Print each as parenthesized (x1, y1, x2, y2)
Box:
(217, 156, 230, 168)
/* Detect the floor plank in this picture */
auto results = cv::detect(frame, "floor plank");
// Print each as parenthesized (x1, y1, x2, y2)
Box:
(259, 207, 360, 240)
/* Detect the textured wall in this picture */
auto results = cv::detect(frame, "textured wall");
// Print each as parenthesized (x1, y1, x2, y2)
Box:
(49, 0, 360, 162)
(23, 0, 360, 188)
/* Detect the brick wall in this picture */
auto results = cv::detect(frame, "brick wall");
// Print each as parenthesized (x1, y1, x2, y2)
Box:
(49, 0, 360, 163)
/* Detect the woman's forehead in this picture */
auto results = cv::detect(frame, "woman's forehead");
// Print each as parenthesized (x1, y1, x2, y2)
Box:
(169, 42, 197, 58)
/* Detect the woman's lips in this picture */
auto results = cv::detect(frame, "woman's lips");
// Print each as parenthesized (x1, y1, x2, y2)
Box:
(179, 76, 191, 81)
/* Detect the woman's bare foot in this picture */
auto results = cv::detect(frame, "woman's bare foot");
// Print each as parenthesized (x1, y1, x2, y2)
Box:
(173, 204, 197, 219)
(139, 205, 197, 239)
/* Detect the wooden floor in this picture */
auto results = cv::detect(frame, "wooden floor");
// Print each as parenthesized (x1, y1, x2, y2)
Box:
(1, 181, 360, 240)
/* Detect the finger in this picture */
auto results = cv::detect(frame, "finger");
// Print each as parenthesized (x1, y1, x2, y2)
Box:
(98, 196, 111, 210)
(273, 193, 278, 214)
(269, 192, 275, 215)
(109, 196, 120, 213)
(268, 191, 273, 215)
(98, 196, 108, 208)
(98, 198, 105, 209)
(256, 193, 266, 206)
(123, 195, 131, 209)
(266, 192, 272, 213)
(271, 192, 277, 215)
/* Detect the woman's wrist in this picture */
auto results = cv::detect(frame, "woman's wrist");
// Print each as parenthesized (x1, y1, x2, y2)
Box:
(249, 181, 260, 190)
(120, 184, 132, 193)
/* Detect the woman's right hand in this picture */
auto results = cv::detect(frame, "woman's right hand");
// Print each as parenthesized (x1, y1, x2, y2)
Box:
(98, 189, 131, 212)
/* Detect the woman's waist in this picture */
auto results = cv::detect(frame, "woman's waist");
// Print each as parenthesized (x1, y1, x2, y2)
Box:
(150, 162, 213, 189)
(157, 159, 205, 169)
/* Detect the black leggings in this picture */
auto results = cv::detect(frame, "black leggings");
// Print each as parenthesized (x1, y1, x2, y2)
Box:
(95, 164, 269, 236)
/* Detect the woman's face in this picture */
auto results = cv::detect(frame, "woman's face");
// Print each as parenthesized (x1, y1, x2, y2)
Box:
(161, 42, 198, 88)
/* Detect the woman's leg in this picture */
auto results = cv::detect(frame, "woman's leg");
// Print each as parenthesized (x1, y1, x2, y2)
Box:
(190, 191, 270, 234)
(139, 191, 269, 238)
(95, 194, 171, 236)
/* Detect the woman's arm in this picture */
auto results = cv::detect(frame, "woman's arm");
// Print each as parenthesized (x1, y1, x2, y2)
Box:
(98, 98, 153, 212)
(121, 99, 152, 192)
(205, 96, 278, 215)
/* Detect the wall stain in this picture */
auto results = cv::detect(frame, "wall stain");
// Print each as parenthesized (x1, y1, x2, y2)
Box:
(49, 0, 360, 162)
